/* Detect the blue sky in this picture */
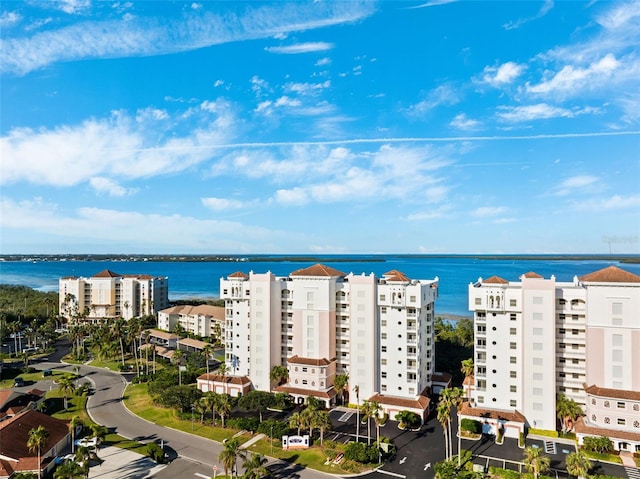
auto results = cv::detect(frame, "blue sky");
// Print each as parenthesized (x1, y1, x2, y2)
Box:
(1, 0, 639, 255)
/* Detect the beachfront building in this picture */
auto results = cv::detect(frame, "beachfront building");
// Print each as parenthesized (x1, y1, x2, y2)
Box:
(59, 269, 169, 322)
(463, 265, 640, 451)
(157, 304, 225, 341)
(218, 264, 439, 420)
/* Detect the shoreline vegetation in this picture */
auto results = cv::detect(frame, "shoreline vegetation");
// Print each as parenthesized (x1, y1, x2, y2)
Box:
(1, 253, 638, 263)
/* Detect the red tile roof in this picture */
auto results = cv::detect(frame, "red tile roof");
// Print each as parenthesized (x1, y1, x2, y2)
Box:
(522, 271, 543, 278)
(290, 264, 346, 278)
(287, 355, 334, 366)
(273, 385, 337, 399)
(483, 276, 509, 284)
(579, 265, 640, 283)
(92, 269, 121, 278)
(584, 384, 640, 401)
(368, 393, 430, 411)
(383, 270, 411, 282)
(196, 374, 251, 386)
(459, 401, 526, 423)
(575, 416, 640, 442)
(432, 372, 453, 385)
(160, 304, 225, 319)
(228, 271, 249, 279)
(0, 409, 69, 467)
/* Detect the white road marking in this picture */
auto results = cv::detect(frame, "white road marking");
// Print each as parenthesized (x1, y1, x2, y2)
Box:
(424, 462, 431, 470)
(399, 456, 407, 465)
(195, 473, 209, 479)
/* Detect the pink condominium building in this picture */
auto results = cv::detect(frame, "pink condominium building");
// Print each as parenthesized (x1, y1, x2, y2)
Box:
(219, 264, 439, 419)
(464, 265, 640, 452)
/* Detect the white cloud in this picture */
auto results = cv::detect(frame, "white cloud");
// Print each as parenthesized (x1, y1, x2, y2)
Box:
(55, 0, 92, 15)
(571, 194, 640, 211)
(471, 206, 509, 217)
(407, 84, 461, 116)
(503, 0, 554, 30)
(408, 0, 458, 9)
(201, 197, 253, 211)
(284, 80, 331, 96)
(527, 54, 620, 95)
(596, 1, 640, 30)
(450, 113, 480, 130)
(315, 57, 331, 66)
(214, 79, 224, 87)
(191, 3, 202, 10)
(1, 3, 375, 74)
(480, 62, 526, 87)
(265, 42, 334, 54)
(0, 197, 298, 252)
(0, 101, 236, 187)
(274, 187, 309, 206)
(496, 103, 576, 122)
(0, 11, 22, 28)
(89, 177, 136, 197)
(552, 175, 599, 196)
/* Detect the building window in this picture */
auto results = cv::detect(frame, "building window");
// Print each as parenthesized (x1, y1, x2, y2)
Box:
(302, 367, 308, 372)
(410, 296, 416, 302)
(510, 342, 517, 349)
(380, 295, 386, 301)
(478, 396, 484, 404)
(533, 296, 543, 304)
(510, 357, 517, 364)
(381, 359, 387, 365)
(510, 400, 517, 407)
(604, 401, 610, 408)
(510, 313, 516, 321)
(617, 402, 625, 409)
(591, 398, 596, 405)
(381, 346, 387, 352)
(381, 307, 387, 314)
(634, 404, 639, 412)
(381, 333, 387, 339)
(302, 380, 308, 385)
(604, 417, 610, 424)
(510, 328, 517, 335)
(381, 385, 387, 391)
(381, 319, 387, 327)
(510, 299, 517, 307)
(592, 414, 596, 422)
(634, 420, 640, 428)
(510, 371, 517, 378)
(510, 385, 517, 393)
(475, 298, 481, 305)
(618, 418, 626, 426)
(381, 372, 387, 378)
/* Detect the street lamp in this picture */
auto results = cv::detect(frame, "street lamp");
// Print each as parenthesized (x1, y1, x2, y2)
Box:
(354, 385, 360, 443)
(270, 424, 274, 454)
(191, 404, 195, 432)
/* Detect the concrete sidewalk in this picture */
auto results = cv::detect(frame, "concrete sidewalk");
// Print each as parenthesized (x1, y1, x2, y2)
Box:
(89, 446, 167, 479)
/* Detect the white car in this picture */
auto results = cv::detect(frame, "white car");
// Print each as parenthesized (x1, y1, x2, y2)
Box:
(54, 453, 75, 464)
(74, 437, 99, 448)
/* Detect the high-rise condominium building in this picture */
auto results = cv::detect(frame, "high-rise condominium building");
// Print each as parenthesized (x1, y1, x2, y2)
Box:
(463, 265, 640, 452)
(59, 269, 169, 322)
(219, 264, 439, 419)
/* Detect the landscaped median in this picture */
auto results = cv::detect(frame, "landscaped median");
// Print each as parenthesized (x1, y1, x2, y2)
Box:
(123, 382, 377, 475)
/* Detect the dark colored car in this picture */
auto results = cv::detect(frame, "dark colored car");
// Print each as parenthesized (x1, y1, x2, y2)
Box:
(14, 377, 25, 387)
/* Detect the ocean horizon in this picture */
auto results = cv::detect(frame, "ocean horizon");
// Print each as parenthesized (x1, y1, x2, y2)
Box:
(1, 254, 639, 317)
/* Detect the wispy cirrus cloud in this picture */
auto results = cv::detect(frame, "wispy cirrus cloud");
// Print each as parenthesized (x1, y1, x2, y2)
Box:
(0, 11, 22, 28)
(1, 2, 375, 75)
(479, 61, 526, 87)
(571, 194, 640, 211)
(89, 177, 137, 197)
(503, 0, 554, 30)
(201, 197, 257, 211)
(496, 103, 599, 122)
(265, 42, 334, 54)
(551, 175, 599, 196)
(450, 113, 480, 130)
(407, 84, 461, 117)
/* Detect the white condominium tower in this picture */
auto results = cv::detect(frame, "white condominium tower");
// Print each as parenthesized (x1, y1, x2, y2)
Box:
(220, 264, 439, 418)
(464, 265, 640, 451)
(59, 269, 169, 322)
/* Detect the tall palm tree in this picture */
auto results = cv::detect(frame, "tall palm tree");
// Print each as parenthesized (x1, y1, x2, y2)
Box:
(215, 393, 232, 428)
(566, 450, 592, 479)
(172, 349, 184, 385)
(218, 362, 231, 394)
(370, 401, 382, 444)
(111, 318, 127, 366)
(75, 446, 91, 479)
(312, 410, 332, 446)
(436, 401, 450, 460)
(27, 425, 49, 479)
(360, 401, 375, 445)
(218, 438, 246, 478)
(89, 423, 108, 457)
(441, 387, 463, 460)
(353, 384, 360, 442)
(288, 412, 305, 435)
(333, 373, 348, 405)
(69, 416, 83, 453)
(202, 344, 214, 377)
(242, 453, 270, 478)
(58, 375, 76, 411)
(194, 398, 208, 424)
(460, 358, 474, 399)
(523, 446, 551, 479)
(200, 392, 217, 425)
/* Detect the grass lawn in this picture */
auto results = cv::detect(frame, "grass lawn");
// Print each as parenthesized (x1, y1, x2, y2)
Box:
(123, 383, 371, 475)
(1, 368, 77, 388)
(583, 450, 623, 464)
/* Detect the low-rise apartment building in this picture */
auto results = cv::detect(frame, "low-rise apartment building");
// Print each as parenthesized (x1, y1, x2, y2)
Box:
(218, 264, 439, 419)
(464, 265, 640, 451)
(59, 269, 169, 322)
(157, 304, 225, 341)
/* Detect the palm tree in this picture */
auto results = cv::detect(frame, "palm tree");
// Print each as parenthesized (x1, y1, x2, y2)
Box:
(333, 373, 348, 405)
(288, 412, 306, 435)
(218, 363, 231, 394)
(53, 460, 85, 479)
(200, 393, 217, 425)
(436, 401, 450, 460)
(219, 438, 246, 478)
(523, 446, 551, 479)
(269, 365, 288, 386)
(370, 401, 382, 444)
(440, 387, 463, 460)
(195, 398, 208, 424)
(566, 450, 592, 479)
(556, 394, 582, 433)
(242, 453, 270, 478)
(460, 358, 474, 399)
(360, 401, 375, 445)
(89, 423, 108, 457)
(27, 425, 49, 479)
(172, 349, 184, 385)
(202, 344, 214, 377)
(9, 320, 21, 355)
(312, 410, 332, 446)
(58, 375, 76, 411)
(75, 446, 91, 479)
(69, 416, 83, 453)
(215, 393, 232, 428)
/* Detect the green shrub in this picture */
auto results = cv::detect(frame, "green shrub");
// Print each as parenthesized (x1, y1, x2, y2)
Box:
(226, 417, 259, 432)
(257, 419, 290, 438)
(343, 442, 378, 463)
(460, 418, 481, 434)
(519, 432, 525, 447)
(145, 442, 166, 464)
(583, 436, 613, 454)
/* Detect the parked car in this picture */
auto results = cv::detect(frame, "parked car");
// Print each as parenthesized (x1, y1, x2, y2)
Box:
(13, 377, 25, 387)
(54, 453, 76, 465)
(43, 369, 53, 377)
(74, 437, 99, 448)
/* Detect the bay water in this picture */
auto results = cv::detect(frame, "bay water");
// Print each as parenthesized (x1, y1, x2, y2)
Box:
(1, 256, 639, 317)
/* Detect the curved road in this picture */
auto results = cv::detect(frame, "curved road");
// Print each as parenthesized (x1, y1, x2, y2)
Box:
(36, 347, 332, 479)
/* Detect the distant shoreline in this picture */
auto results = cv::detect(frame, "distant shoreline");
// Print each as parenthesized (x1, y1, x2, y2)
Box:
(1, 253, 638, 264)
